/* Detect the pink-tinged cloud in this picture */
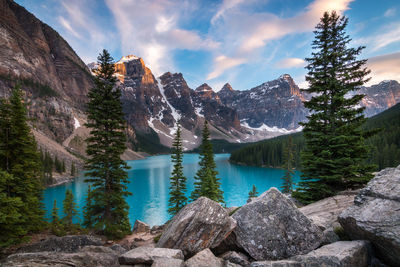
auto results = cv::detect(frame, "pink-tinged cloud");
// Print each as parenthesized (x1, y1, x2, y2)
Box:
(207, 56, 246, 80)
(366, 51, 400, 85)
(276, 58, 306, 69)
(207, 0, 354, 80)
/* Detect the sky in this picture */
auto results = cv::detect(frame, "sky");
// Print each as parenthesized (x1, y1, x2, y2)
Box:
(16, 0, 400, 91)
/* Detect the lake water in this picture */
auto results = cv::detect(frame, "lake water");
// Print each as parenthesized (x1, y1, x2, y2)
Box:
(44, 153, 301, 226)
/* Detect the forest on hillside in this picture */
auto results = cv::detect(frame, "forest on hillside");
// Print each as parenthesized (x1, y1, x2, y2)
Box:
(230, 103, 400, 171)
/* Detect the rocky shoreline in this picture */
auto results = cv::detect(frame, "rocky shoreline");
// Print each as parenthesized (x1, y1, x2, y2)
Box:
(2, 164, 399, 266)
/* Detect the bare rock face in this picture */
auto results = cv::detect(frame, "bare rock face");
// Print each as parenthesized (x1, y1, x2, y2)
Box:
(118, 246, 184, 265)
(220, 251, 250, 267)
(151, 257, 185, 267)
(2, 250, 120, 267)
(339, 165, 400, 267)
(232, 188, 323, 261)
(157, 197, 236, 257)
(17, 235, 103, 253)
(185, 248, 224, 267)
(132, 219, 150, 234)
(251, 240, 370, 267)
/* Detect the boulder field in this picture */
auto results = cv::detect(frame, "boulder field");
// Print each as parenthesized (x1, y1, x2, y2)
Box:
(2, 164, 399, 266)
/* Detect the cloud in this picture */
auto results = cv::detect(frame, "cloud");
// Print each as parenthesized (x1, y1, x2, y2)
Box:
(366, 51, 400, 85)
(211, 0, 246, 24)
(105, 0, 218, 77)
(384, 8, 396, 17)
(276, 58, 306, 69)
(206, 0, 354, 80)
(357, 22, 400, 52)
(207, 56, 246, 80)
(57, 0, 116, 63)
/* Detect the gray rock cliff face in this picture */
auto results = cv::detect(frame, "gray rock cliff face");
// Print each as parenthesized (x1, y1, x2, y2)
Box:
(232, 187, 323, 261)
(339, 165, 400, 267)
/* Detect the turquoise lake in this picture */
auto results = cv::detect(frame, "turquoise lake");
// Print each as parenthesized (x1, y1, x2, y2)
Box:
(44, 153, 301, 226)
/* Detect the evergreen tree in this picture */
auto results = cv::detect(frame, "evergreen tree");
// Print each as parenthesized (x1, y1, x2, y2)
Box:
(190, 121, 224, 203)
(0, 86, 44, 234)
(62, 160, 66, 173)
(51, 200, 60, 233)
(71, 162, 76, 176)
(168, 125, 187, 215)
(248, 184, 259, 199)
(0, 171, 26, 248)
(62, 189, 78, 231)
(83, 185, 93, 228)
(84, 49, 131, 239)
(281, 136, 295, 194)
(293, 12, 375, 204)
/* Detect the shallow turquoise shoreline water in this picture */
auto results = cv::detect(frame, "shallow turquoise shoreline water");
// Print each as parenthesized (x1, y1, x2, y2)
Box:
(44, 153, 301, 226)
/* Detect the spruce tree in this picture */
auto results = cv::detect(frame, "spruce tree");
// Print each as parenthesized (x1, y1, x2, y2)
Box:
(168, 125, 187, 215)
(0, 86, 44, 233)
(62, 189, 78, 231)
(0, 170, 26, 248)
(51, 199, 61, 234)
(281, 136, 295, 194)
(293, 11, 375, 204)
(84, 49, 131, 239)
(190, 121, 224, 203)
(71, 162, 76, 176)
(83, 185, 93, 228)
(248, 184, 259, 199)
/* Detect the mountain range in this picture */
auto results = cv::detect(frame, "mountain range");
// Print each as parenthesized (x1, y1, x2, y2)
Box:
(1, 0, 400, 181)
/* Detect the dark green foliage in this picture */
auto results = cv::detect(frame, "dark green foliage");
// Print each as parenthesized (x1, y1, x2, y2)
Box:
(153, 233, 162, 243)
(363, 103, 400, 169)
(71, 162, 76, 176)
(228, 207, 240, 216)
(0, 171, 27, 248)
(134, 130, 170, 154)
(293, 11, 375, 204)
(83, 185, 93, 228)
(50, 200, 65, 236)
(190, 121, 224, 203)
(230, 132, 304, 168)
(248, 185, 259, 199)
(62, 189, 78, 231)
(0, 86, 45, 241)
(190, 139, 249, 154)
(54, 155, 64, 173)
(84, 49, 131, 239)
(281, 136, 295, 193)
(40, 150, 53, 184)
(62, 160, 66, 173)
(168, 125, 187, 215)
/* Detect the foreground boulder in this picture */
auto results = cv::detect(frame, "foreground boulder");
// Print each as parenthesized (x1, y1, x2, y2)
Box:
(132, 219, 150, 234)
(157, 197, 236, 257)
(118, 246, 184, 265)
(232, 188, 323, 260)
(251, 240, 370, 267)
(17, 235, 103, 253)
(339, 165, 400, 267)
(185, 248, 224, 267)
(300, 192, 356, 230)
(3, 247, 119, 267)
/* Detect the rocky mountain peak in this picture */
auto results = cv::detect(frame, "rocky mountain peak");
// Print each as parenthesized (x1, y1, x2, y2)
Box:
(114, 55, 155, 85)
(221, 83, 234, 92)
(195, 83, 213, 92)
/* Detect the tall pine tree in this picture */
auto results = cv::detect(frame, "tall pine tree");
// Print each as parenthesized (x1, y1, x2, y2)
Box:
(168, 125, 187, 215)
(190, 121, 224, 203)
(281, 136, 295, 194)
(293, 12, 374, 204)
(84, 49, 131, 239)
(0, 86, 44, 235)
(62, 189, 78, 231)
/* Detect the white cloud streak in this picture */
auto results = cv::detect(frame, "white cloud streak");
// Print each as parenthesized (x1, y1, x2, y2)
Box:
(276, 58, 306, 69)
(366, 51, 400, 85)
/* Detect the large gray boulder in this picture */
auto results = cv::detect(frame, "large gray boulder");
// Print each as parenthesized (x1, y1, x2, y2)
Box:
(132, 219, 150, 234)
(118, 246, 184, 265)
(232, 188, 322, 260)
(17, 235, 103, 253)
(185, 248, 224, 267)
(339, 165, 400, 267)
(157, 197, 236, 257)
(232, 188, 323, 260)
(151, 257, 185, 267)
(251, 240, 370, 267)
(220, 251, 250, 266)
